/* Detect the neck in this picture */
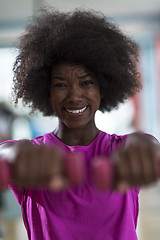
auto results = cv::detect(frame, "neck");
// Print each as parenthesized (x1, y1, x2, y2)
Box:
(53, 120, 100, 146)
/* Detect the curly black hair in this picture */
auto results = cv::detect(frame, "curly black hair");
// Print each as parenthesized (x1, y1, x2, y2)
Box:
(13, 8, 141, 116)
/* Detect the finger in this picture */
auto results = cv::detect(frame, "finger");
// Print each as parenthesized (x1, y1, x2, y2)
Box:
(126, 145, 143, 186)
(125, 143, 159, 186)
(114, 151, 130, 187)
(27, 146, 43, 185)
(32, 146, 50, 185)
(44, 147, 64, 184)
(13, 150, 31, 186)
(15, 145, 44, 186)
(116, 181, 130, 192)
(35, 146, 55, 184)
(140, 145, 158, 184)
(48, 175, 69, 191)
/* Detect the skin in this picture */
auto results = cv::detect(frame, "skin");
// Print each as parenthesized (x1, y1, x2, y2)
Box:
(0, 63, 160, 191)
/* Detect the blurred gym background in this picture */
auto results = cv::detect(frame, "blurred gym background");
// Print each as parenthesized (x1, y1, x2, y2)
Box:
(0, 0, 160, 239)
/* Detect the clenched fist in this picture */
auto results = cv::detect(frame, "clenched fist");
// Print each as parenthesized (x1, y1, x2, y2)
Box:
(0, 141, 85, 191)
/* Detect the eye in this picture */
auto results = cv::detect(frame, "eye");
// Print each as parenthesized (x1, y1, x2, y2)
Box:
(81, 80, 94, 86)
(53, 83, 68, 88)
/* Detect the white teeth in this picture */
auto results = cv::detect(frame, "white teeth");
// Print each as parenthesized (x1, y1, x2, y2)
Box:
(66, 106, 87, 114)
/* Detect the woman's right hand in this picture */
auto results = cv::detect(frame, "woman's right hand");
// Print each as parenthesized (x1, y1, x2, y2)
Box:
(0, 141, 69, 191)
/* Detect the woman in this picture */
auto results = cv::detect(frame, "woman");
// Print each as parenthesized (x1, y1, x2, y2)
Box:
(0, 8, 159, 240)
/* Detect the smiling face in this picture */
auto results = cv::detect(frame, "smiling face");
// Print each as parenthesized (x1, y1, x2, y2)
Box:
(50, 63, 101, 131)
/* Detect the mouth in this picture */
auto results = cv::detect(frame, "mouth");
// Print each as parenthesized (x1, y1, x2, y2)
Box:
(65, 106, 88, 114)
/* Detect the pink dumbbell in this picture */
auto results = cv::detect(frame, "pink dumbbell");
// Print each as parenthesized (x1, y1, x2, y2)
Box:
(65, 152, 86, 185)
(92, 156, 114, 190)
(0, 154, 113, 190)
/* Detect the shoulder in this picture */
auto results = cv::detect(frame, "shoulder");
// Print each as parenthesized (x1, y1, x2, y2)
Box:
(31, 132, 58, 146)
(93, 131, 130, 155)
(98, 130, 130, 147)
(0, 132, 55, 148)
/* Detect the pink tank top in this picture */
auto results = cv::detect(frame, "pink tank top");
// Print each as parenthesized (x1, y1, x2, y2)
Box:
(7, 131, 139, 240)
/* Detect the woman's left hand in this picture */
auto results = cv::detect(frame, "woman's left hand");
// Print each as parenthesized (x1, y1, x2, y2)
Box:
(113, 133, 160, 191)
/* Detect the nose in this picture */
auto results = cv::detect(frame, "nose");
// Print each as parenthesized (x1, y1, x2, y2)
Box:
(66, 85, 83, 103)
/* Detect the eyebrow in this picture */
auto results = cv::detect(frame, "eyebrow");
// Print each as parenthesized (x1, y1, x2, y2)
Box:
(52, 73, 94, 80)
(52, 76, 65, 80)
(78, 73, 93, 79)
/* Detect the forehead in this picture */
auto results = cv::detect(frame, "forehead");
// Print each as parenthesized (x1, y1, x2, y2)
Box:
(51, 63, 91, 75)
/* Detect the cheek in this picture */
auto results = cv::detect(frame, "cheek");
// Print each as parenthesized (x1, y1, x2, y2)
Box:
(91, 90, 101, 106)
(50, 95, 58, 111)
(96, 94, 101, 110)
(50, 89, 61, 107)
(96, 97, 101, 110)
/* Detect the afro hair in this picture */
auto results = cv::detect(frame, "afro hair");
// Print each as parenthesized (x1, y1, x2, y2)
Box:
(13, 8, 141, 116)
